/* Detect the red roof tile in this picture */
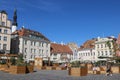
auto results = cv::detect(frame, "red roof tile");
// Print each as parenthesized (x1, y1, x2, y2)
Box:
(12, 27, 50, 42)
(78, 39, 95, 50)
(51, 43, 73, 54)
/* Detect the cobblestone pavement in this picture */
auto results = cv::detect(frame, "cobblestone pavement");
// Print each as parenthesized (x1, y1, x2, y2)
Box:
(0, 70, 120, 80)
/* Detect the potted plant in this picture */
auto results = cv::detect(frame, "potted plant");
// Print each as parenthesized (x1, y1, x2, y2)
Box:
(0, 59, 7, 71)
(9, 54, 26, 74)
(68, 61, 88, 76)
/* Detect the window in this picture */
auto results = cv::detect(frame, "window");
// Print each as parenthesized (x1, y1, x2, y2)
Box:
(24, 55, 26, 58)
(105, 51, 108, 55)
(0, 43, 1, 49)
(3, 16, 4, 18)
(104, 44, 106, 47)
(3, 36, 7, 41)
(86, 53, 87, 56)
(91, 52, 92, 56)
(34, 49, 36, 53)
(0, 29, 2, 33)
(98, 51, 100, 56)
(32, 42, 34, 46)
(46, 50, 48, 53)
(101, 44, 103, 48)
(25, 48, 27, 53)
(34, 42, 36, 46)
(101, 51, 104, 56)
(46, 44, 48, 47)
(31, 49, 33, 53)
(24, 40, 27, 45)
(39, 42, 41, 46)
(42, 50, 44, 56)
(2, 22, 5, 26)
(88, 53, 90, 56)
(42, 43, 44, 47)
(110, 51, 112, 55)
(0, 36, 1, 40)
(39, 49, 41, 53)
(3, 44, 7, 50)
(97, 45, 99, 48)
(54, 54, 57, 56)
(4, 29, 7, 34)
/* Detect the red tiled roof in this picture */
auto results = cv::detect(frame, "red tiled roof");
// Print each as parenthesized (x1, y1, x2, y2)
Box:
(51, 43, 73, 54)
(78, 39, 95, 50)
(12, 27, 50, 42)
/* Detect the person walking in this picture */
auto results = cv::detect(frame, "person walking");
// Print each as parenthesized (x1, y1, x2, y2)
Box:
(106, 62, 112, 76)
(93, 65, 97, 74)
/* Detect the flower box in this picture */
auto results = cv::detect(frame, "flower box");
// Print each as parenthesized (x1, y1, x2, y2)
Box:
(9, 66, 26, 74)
(26, 65, 34, 73)
(111, 66, 120, 73)
(0, 64, 8, 71)
(69, 67, 87, 76)
(46, 66, 53, 70)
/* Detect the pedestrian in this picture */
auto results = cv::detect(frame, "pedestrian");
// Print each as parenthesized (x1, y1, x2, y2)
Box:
(64, 63, 67, 69)
(106, 62, 112, 76)
(93, 64, 97, 74)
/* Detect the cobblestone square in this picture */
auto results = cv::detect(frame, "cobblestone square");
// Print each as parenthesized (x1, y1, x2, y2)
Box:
(0, 70, 120, 80)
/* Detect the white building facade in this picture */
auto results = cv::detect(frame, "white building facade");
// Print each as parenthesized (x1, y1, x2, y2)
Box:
(95, 37, 115, 61)
(78, 37, 116, 63)
(11, 28, 50, 62)
(0, 10, 11, 53)
(50, 43, 73, 63)
(78, 48, 96, 63)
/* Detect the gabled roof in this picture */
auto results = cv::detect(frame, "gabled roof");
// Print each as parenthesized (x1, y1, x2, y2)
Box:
(51, 43, 73, 54)
(12, 27, 50, 42)
(78, 39, 95, 51)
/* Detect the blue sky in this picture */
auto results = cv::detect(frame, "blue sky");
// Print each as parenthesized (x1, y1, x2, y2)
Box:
(0, 0, 120, 46)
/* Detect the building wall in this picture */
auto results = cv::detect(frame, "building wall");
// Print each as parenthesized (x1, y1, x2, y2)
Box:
(95, 37, 115, 61)
(0, 12, 11, 53)
(13, 36, 50, 62)
(67, 43, 78, 61)
(78, 49, 96, 62)
(51, 53, 72, 63)
(78, 37, 115, 63)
